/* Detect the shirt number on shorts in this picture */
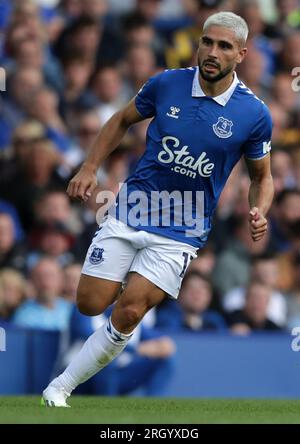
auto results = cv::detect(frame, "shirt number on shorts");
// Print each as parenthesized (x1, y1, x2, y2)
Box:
(180, 252, 193, 278)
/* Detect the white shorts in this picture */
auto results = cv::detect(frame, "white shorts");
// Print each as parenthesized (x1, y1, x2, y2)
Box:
(81, 215, 197, 298)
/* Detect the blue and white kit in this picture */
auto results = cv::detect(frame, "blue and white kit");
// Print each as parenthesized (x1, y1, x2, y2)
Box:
(82, 67, 273, 297)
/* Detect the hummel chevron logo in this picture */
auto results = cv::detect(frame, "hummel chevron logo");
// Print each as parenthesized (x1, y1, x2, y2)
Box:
(167, 106, 180, 119)
(106, 320, 125, 343)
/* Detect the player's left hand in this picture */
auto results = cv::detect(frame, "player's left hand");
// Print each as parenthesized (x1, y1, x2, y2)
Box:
(249, 207, 268, 242)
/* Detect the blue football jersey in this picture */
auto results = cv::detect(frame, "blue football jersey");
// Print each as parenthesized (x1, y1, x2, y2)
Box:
(112, 67, 272, 248)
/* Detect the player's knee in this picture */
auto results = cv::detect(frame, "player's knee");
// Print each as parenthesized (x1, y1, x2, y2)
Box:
(120, 305, 143, 327)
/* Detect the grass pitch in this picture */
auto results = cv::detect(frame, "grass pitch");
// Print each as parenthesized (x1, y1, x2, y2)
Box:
(0, 397, 300, 424)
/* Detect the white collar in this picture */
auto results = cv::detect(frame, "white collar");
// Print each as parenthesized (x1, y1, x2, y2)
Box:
(192, 66, 239, 106)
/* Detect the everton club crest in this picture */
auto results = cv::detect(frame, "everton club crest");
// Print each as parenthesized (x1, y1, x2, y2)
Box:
(89, 247, 104, 265)
(213, 117, 233, 139)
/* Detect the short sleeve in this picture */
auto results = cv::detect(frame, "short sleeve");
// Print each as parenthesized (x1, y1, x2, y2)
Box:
(135, 73, 162, 119)
(243, 104, 273, 160)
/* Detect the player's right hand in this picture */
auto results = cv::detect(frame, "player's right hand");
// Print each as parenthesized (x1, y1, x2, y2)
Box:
(248, 206, 268, 242)
(67, 166, 98, 202)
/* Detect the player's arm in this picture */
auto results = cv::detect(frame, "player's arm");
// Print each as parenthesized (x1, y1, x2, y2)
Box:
(67, 98, 145, 202)
(245, 154, 274, 242)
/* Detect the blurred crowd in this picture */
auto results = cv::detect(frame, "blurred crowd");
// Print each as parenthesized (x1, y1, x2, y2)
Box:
(1, 0, 300, 358)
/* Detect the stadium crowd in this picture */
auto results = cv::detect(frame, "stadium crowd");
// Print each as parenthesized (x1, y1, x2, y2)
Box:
(0, 0, 300, 393)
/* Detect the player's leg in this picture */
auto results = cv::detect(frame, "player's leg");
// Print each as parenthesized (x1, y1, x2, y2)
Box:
(42, 219, 138, 407)
(54, 236, 196, 402)
(128, 233, 197, 303)
(111, 272, 167, 333)
(75, 216, 137, 316)
(76, 274, 121, 316)
(41, 276, 124, 407)
(42, 272, 167, 407)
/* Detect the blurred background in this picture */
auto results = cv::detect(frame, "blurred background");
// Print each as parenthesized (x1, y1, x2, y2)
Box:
(1, 0, 300, 398)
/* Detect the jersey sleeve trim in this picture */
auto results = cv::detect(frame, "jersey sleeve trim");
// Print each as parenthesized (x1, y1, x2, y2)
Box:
(244, 152, 271, 161)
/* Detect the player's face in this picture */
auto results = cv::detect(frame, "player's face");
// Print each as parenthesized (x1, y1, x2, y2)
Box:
(198, 25, 247, 83)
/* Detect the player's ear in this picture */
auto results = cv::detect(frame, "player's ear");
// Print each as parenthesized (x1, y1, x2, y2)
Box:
(236, 47, 248, 64)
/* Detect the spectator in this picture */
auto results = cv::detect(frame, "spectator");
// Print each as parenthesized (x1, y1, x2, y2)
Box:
(13, 257, 72, 331)
(271, 149, 297, 194)
(54, 15, 122, 66)
(279, 32, 300, 73)
(0, 269, 27, 321)
(27, 221, 75, 269)
(239, 0, 276, 81)
(58, 0, 83, 21)
(134, 0, 163, 22)
(54, 16, 101, 63)
(10, 38, 44, 69)
(265, 0, 300, 41)
(60, 52, 95, 122)
(272, 73, 300, 115)
(122, 12, 156, 48)
(285, 252, 300, 330)
(100, 148, 131, 194)
(123, 44, 158, 96)
(237, 46, 269, 96)
(62, 263, 82, 302)
(268, 101, 290, 147)
(276, 0, 300, 30)
(80, 0, 108, 21)
(66, 109, 101, 170)
(165, 0, 223, 68)
(7, 35, 62, 92)
(277, 219, 300, 291)
(7, 1, 46, 46)
(228, 282, 283, 334)
(29, 87, 67, 135)
(91, 65, 126, 124)
(269, 188, 300, 252)
(223, 252, 287, 327)
(121, 11, 166, 66)
(156, 271, 227, 332)
(209, 162, 244, 252)
(3, 67, 44, 129)
(0, 138, 65, 231)
(0, 120, 46, 185)
(33, 189, 81, 235)
(187, 245, 216, 277)
(212, 214, 270, 296)
(0, 212, 26, 272)
(0, 200, 24, 242)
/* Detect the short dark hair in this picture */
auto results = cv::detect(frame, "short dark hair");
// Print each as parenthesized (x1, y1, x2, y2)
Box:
(69, 16, 99, 33)
(122, 12, 151, 34)
(61, 50, 92, 68)
(196, 0, 224, 10)
(250, 251, 278, 265)
(294, 251, 300, 267)
(287, 219, 300, 240)
(182, 270, 212, 289)
(276, 188, 300, 206)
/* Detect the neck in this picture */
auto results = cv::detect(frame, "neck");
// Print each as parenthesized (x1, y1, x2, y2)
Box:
(39, 295, 56, 309)
(199, 71, 235, 97)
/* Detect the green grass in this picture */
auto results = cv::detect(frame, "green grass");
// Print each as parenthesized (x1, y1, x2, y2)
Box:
(0, 397, 300, 424)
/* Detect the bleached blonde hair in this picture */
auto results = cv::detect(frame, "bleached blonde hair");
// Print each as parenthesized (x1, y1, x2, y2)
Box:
(203, 11, 249, 46)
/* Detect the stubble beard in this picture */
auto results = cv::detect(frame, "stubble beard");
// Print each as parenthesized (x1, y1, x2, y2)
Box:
(199, 62, 234, 83)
